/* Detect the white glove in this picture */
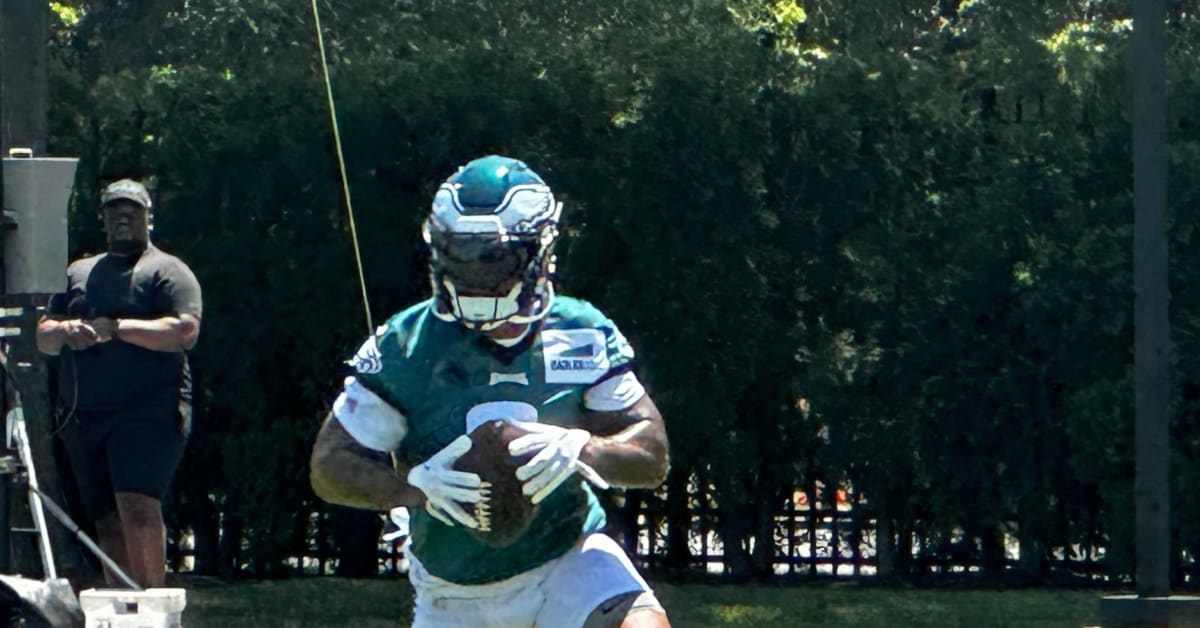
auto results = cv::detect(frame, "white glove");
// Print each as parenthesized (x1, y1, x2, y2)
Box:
(509, 423, 610, 504)
(406, 435, 486, 529)
(381, 506, 410, 543)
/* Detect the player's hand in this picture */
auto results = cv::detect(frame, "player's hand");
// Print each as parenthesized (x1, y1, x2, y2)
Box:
(509, 422, 609, 504)
(406, 435, 486, 529)
(61, 319, 99, 350)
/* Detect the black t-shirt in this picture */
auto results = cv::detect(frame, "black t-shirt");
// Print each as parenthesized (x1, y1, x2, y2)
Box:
(48, 244, 203, 411)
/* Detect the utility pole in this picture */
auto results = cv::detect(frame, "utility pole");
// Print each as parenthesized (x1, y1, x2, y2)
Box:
(0, 0, 50, 155)
(1131, 0, 1170, 602)
(1099, 3, 1200, 625)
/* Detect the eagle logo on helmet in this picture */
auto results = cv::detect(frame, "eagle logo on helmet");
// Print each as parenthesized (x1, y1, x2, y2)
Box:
(425, 155, 562, 330)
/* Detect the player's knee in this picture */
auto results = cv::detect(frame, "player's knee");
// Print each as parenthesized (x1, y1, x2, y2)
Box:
(620, 608, 670, 628)
(584, 591, 668, 628)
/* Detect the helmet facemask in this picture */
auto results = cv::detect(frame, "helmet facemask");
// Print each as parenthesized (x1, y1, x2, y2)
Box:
(425, 182, 561, 332)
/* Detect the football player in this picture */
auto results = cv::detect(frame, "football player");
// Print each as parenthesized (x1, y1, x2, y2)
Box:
(310, 155, 671, 627)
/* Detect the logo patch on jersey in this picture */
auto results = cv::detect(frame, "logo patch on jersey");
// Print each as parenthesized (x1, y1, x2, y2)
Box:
(542, 329, 609, 384)
(489, 372, 530, 386)
(348, 336, 383, 374)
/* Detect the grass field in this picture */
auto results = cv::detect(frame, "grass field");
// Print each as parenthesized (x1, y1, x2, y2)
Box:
(176, 577, 1106, 627)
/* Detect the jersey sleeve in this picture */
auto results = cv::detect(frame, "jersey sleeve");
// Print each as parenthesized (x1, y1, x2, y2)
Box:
(332, 376, 409, 452)
(600, 317, 636, 374)
(583, 370, 646, 411)
(346, 329, 397, 400)
(583, 312, 645, 410)
(337, 324, 412, 451)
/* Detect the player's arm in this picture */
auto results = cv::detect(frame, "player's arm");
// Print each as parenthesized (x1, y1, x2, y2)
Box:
(310, 415, 424, 511)
(510, 370, 669, 503)
(310, 376, 484, 527)
(578, 392, 670, 489)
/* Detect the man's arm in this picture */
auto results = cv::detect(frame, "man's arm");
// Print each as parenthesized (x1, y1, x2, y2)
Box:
(309, 414, 424, 511)
(91, 314, 200, 352)
(36, 317, 98, 355)
(578, 394, 670, 489)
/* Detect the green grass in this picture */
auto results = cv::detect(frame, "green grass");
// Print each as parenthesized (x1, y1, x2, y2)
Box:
(176, 577, 1104, 627)
(653, 583, 1102, 628)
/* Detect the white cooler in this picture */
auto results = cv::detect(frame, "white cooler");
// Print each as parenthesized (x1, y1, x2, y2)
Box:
(80, 588, 187, 628)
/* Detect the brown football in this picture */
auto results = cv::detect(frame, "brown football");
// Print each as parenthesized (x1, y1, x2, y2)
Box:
(453, 419, 538, 547)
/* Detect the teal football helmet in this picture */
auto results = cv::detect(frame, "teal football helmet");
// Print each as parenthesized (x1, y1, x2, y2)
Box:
(424, 155, 562, 331)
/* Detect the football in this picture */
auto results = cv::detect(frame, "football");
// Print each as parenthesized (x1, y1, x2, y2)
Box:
(453, 419, 538, 547)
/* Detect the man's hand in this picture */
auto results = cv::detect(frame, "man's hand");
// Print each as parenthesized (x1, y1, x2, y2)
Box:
(90, 317, 119, 342)
(406, 435, 486, 529)
(509, 423, 609, 505)
(60, 319, 101, 350)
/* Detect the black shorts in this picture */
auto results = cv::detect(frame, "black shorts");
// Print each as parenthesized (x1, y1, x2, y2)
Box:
(60, 399, 189, 520)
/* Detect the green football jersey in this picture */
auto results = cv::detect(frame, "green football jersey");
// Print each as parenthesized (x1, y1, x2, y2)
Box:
(353, 296, 637, 585)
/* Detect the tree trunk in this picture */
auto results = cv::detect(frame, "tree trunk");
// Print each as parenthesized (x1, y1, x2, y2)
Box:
(875, 516, 895, 577)
(749, 484, 778, 579)
(663, 466, 690, 572)
(331, 507, 382, 578)
(186, 494, 220, 576)
(715, 474, 752, 581)
(979, 521, 1007, 579)
(218, 512, 244, 579)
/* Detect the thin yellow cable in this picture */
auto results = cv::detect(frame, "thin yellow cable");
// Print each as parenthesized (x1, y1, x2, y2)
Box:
(311, 0, 375, 335)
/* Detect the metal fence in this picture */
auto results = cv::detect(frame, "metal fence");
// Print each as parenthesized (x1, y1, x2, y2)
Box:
(163, 481, 1165, 584)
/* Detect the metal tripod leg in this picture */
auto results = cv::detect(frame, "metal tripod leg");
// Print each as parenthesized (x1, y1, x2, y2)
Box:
(8, 408, 55, 581)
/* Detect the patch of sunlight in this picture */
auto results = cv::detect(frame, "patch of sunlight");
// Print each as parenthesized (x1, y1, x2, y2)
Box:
(1040, 18, 1131, 57)
(706, 604, 784, 624)
(50, 2, 81, 26)
(769, 1, 806, 29)
(1013, 261, 1034, 287)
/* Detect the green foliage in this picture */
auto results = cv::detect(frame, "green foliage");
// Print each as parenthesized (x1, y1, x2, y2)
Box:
(40, 0, 1200, 583)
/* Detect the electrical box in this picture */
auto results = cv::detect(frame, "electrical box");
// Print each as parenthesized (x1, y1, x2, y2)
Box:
(2, 152, 77, 294)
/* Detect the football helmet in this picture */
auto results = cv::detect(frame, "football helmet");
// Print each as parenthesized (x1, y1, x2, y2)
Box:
(425, 155, 561, 331)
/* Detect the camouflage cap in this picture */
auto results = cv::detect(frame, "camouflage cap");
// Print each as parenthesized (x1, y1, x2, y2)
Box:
(101, 179, 152, 209)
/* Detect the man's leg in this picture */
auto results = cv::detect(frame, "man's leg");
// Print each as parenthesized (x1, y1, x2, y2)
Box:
(106, 401, 186, 589)
(59, 411, 126, 585)
(93, 510, 131, 587)
(114, 492, 167, 588)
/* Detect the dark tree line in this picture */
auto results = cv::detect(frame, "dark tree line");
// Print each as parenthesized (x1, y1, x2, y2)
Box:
(28, 0, 1200, 583)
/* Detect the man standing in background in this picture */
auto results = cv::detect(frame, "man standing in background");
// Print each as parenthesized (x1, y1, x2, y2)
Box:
(36, 179, 202, 588)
